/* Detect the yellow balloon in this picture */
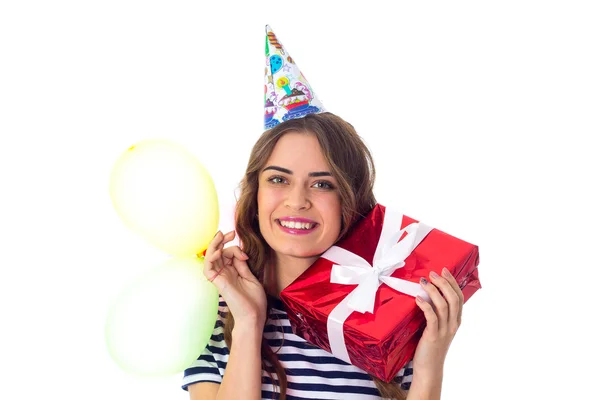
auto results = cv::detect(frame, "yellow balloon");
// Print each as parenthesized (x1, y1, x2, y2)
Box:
(109, 139, 218, 256)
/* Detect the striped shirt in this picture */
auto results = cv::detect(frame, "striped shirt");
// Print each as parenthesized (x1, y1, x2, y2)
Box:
(182, 296, 413, 399)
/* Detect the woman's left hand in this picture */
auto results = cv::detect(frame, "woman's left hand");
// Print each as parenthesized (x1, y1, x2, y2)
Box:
(412, 267, 464, 382)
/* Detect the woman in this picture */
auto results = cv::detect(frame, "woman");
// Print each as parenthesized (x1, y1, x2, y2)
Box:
(183, 112, 465, 399)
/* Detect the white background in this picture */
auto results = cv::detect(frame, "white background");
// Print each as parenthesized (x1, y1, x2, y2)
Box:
(1, 1, 599, 399)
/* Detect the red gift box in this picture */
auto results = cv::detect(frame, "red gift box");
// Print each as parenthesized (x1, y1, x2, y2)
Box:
(280, 204, 481, 382)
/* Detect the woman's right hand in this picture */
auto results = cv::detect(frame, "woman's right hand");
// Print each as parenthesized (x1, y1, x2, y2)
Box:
(203, 230, 267, 328)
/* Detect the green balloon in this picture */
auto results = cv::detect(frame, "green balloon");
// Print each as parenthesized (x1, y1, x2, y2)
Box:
(105, 256, 218, 377)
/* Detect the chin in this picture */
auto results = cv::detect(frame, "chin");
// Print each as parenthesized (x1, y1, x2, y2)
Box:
(277, 245, 322, 258)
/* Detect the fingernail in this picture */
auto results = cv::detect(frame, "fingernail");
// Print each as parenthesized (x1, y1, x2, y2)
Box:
(442, 267, 451, 277)
(213, 231, 220, 238)
(242, 252, 249, 258)
(430, 271, 440, 280)
(420, 277, 428, 286)
(416, 296, 423, 303)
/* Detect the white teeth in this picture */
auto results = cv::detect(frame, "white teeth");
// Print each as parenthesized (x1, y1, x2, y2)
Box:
(279, 220, 315, 230)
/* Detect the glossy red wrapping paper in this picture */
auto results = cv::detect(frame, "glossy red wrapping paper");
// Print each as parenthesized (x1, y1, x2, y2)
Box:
(280, 204, 481, 382)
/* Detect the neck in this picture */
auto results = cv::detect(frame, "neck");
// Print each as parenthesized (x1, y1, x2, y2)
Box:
(268, 253, 319, 297)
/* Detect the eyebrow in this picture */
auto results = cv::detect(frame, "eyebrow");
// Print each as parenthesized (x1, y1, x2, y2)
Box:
(262, 165, 332, 177)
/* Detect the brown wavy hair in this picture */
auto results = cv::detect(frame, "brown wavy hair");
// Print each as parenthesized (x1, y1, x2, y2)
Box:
(225, 112, 408, 399)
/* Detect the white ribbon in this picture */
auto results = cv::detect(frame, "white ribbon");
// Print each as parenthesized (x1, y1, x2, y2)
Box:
(321, 208, 433, 363)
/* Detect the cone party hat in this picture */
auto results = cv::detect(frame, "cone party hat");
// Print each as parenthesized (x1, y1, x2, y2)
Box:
(264, 25, 325, 130)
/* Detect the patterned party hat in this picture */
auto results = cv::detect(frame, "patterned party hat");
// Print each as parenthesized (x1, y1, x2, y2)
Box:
(264, 25, 325, 130)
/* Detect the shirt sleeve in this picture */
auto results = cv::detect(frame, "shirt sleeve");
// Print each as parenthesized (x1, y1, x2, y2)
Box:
(396, 359, 413, 390)
(181, 298, 230, 391)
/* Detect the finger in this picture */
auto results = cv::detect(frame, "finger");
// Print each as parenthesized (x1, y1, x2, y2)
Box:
(420, 277, 448, 333)
(231, 256, 257, 281)
(429, 270, 460, 334)
(204, 248, 225, 276)
(442, 267, 464, 326)
(203, 249, 230, 290)
(221, 230, 236, 246)
(222, 246, 249, 265)
(415, 295, 438, 339)
(203, 232, 241, 287)
(199, 230, 222, 257)
(204, 231, 228, 273)
(206, 248, 224, 264)
(429, 271, 459, 333)
(204, 231, 224, 260)
(220, 245, 253, 280)
(209, 231, 236, 266)
(222, 245, 255, 281)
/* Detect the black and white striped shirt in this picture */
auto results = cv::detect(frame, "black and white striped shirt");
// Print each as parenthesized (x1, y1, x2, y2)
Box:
(182, 296, 413, 399)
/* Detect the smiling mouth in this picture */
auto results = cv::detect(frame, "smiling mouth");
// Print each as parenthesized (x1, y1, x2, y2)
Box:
(276, 219, 318, 230)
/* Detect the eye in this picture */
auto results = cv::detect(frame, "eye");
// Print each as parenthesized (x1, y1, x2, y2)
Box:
(267, 175, 287, 184)
(312, 181, 335, 190)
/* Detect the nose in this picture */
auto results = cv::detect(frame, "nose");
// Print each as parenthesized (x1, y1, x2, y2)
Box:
(284, 185, 310, 211)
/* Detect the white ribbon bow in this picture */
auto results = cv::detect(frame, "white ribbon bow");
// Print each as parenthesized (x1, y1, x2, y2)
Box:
(321, 208, 433, 363)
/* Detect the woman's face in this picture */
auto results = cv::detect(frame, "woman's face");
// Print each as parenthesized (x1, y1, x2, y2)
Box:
(257, 131, 342, 260)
